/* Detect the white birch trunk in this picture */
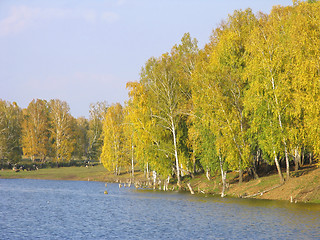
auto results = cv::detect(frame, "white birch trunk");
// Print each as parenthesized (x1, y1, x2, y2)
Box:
(171, 119, 181, 187)
(146, 162, 150, 180)
(274, 150, 284, 183)
(131, 144, 134, 179)
(206, 167, 210, 181)
(219, 154, 227, 198)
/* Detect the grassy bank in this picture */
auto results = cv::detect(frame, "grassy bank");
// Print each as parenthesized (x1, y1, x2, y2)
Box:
(0, 164, 146, 183)
(1, 163, 319, 203)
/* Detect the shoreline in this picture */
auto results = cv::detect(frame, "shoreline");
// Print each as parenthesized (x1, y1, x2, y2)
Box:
(1, 164, 319, 204)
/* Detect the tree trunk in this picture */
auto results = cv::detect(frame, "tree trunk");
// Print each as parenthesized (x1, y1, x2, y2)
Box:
(252, 167, 259, 180)
(219, 154, 227, 198)
(171, 120, 181, 188)
(309, 152, 312, 165)
(131, 144, 134, 179)
(239, 167, 243, 184)
(152, 170, 157, 189)
(274, 150, 284, 183)
(301, 147, 305, 166)
(164, 176, 170, 191)
(206, 167, 210, 181)
(146, 162, 150, 180)
(273, 83, 289, 180)
(294, 148, 300, 172)
(284, 143, 290, 180)
(193, 149, 196, 174)
(252, 150, 259, 179)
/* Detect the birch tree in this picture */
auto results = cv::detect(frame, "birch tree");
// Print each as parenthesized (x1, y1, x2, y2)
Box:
(0, 100, 22, 164)
(288, 1, 320, 166)
(244, 7, 294, 182)
(140, 54, 184, 186)
(171, 33, 199, 175)
(126, 81, 154, 178)
(22, 99, 50, 162)
(88, 101, 108, 161)
(207, 9, 255, 183)
(138, 57, 172, 180)
(73, 117, 89, 160)
(191, 10, 255, 189)
(139, 34, 198, 187)
(101, 103, 129, 175)
(49, 99, 75, 163)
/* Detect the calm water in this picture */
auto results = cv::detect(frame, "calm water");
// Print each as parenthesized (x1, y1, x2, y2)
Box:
(0, 179, 319, 240)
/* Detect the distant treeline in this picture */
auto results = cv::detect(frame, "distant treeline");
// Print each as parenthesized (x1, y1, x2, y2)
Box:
(0, 99, 107, 167)
(1, 1, 320, 196)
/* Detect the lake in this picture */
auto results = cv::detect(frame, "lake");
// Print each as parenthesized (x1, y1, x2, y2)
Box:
(0, 179, 319, 239)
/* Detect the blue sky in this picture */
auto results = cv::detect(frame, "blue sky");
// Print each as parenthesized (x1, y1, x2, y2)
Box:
(0, 0, 293, 118)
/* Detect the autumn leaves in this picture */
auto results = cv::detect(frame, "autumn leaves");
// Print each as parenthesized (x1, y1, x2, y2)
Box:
(100, 1, 320, 189)
(0, 99, 107, 165)
(1, 1, 319, 192)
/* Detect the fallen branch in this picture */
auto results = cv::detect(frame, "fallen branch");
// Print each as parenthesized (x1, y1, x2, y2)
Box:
(187, 183, 195, 195)
(242, 183, 284, 198)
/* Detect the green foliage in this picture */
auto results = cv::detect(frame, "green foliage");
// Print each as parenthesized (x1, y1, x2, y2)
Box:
(2, 1, 320, 188)
(122, 1, 320, 184)
(87, 102, 108, 161)
(135, 33, 199, 183)
(49, 99, 76, 162)
(22, 99, 50, 162)
(100, 103, 130, 175)
(73, 117, 89, 160)
(0, 100, 22, 164)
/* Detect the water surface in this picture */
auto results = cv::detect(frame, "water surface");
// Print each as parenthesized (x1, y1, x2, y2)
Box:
(0, 179, 319, 239)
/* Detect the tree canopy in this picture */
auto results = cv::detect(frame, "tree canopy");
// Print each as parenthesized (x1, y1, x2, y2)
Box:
(1, 1, 320, 196)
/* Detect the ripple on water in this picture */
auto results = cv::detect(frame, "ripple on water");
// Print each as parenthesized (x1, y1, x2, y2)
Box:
(0, 179, 319, 240)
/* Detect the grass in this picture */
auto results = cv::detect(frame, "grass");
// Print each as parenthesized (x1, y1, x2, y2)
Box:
(0, 164, 148, 183)
(0, 165, 108, 181)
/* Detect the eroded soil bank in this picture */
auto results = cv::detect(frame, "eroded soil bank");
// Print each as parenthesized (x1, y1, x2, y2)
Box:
(179, 164, 320, 204)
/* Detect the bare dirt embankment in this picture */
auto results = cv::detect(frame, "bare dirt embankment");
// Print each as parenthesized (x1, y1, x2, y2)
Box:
(256, 166, 320, 203)
(181, 164, 320, 203)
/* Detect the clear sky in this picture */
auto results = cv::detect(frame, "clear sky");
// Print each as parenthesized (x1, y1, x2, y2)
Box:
(0, 0, 293, 118)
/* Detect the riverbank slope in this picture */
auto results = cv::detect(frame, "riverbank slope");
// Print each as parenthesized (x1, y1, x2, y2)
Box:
(1, 164, 319, 203)
(182, 164, 320, 203)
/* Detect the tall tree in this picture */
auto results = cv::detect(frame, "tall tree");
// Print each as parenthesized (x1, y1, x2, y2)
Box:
(171, 33, 199, 175)
(49, 99, 75, 163)
(73, 117, 89, 160)
(101, 103, 129, 175)
(192, 9, 256, 189)
(22, 99, 50, 162)
(139, 33, 198, 187)
(141, 54, 184, 186)
(88, 101, 108, 161)
(0, 100, 22, 164)
(208, 9, 255, 183)
(126, 81, 154, 178)
(288, 1, 320, 166)
(192, 45, 231, 196)
(244, 7, 294, 183)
